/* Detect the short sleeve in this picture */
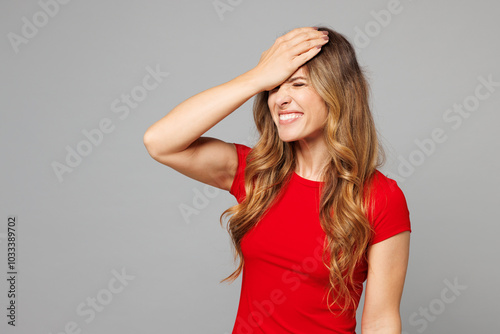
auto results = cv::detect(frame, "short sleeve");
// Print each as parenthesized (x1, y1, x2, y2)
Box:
(229, 143, 252, 203)
(367, 171, 412, 245)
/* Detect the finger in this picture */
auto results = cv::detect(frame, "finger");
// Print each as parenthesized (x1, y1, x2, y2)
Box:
(279, 26, 319, 43)
(288, 35, 328, 58)
(284, 29, 328, 50)
(291, 43, 324, 67)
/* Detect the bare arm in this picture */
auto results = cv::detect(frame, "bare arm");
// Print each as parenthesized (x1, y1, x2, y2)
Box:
(143, 27, 329, 191)
(143, 72, 262, 191)
(361, 231, 411, 333)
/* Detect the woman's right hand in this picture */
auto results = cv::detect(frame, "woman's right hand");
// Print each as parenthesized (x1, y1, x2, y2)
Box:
(247, 27, 329, 92)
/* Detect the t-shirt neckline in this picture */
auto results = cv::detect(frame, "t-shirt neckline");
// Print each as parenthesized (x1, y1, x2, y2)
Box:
(292, 171, 323, 187)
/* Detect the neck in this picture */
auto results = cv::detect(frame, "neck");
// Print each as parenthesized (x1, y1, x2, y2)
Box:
(293, 137, 330, 182)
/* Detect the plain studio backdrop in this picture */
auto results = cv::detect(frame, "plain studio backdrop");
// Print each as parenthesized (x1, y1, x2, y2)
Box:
(1, 1, 499, 333)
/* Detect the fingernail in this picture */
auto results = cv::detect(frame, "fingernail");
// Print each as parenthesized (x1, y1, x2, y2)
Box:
(323, 36, 329, 41)
(321, 31, 329, 35)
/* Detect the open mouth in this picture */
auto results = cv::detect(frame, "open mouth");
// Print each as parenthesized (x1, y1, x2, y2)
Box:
(279, 113, 303, 124)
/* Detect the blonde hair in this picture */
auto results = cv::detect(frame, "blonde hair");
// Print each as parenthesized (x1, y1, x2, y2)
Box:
(220, 26, 385, 317)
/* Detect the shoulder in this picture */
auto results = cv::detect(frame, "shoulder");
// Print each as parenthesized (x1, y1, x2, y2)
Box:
(367, 170, 408, 210)
(366, 170, 412, 245)
(229, 143, 253, 203)
(234, 143, 252, 159)
(233, 143, 253, 171)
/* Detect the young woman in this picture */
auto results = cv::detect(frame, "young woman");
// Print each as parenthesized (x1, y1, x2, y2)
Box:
(143, 26, 411, 334)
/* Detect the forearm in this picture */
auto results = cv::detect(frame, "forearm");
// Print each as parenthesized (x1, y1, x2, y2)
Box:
(143, 70, 262, 156)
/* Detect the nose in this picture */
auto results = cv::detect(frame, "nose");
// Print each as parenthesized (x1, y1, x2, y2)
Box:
(273, 86, 292, 108)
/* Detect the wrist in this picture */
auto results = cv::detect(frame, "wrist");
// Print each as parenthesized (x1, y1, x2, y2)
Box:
(233, 69, 266, 95)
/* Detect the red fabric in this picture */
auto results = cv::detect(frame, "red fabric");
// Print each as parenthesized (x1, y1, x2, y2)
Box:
(229, 143, 411, 334)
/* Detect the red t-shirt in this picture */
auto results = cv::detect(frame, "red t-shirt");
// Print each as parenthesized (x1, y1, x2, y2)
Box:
(229, 143, 412, 334)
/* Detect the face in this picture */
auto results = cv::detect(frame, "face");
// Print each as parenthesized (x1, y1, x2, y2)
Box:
(268, 67, 328, 145)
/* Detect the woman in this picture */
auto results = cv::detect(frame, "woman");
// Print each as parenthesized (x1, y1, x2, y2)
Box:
(143, 26, 411, 334)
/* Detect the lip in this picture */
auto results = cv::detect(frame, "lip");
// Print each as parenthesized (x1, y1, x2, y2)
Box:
(278, 110, 303, 116)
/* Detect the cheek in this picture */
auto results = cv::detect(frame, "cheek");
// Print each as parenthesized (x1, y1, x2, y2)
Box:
(318, 104, 328, 120)
(311, 95, 327, 115)
(267, 100, 277, 123)
(267, 97, 274, 110)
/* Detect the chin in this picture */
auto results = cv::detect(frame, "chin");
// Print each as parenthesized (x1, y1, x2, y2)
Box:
(278, 133, 299, 143)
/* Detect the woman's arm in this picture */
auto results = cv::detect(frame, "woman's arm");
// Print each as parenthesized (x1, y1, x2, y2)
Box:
(143, 72, 263, 191)
(143, 27, 329, 191)
(361, 231, 411, 333)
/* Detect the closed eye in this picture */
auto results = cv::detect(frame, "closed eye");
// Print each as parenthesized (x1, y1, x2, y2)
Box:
(269, 82, 305, 93)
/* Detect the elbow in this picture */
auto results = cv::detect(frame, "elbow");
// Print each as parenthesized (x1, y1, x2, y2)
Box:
(143, 127, 178, 163)
(143, 128, 161, 160)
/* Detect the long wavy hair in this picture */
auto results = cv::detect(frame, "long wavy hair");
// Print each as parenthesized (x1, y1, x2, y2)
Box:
(219, 26, 385, 317)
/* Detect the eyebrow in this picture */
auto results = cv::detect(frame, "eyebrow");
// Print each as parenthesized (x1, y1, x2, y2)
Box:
(285, 76, 307, 83)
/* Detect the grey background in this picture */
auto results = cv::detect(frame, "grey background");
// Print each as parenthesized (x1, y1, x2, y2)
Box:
(1, 0, 499, 333)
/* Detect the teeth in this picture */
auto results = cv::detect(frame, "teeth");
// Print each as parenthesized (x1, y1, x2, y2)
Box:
(279, 113, 303, 120)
